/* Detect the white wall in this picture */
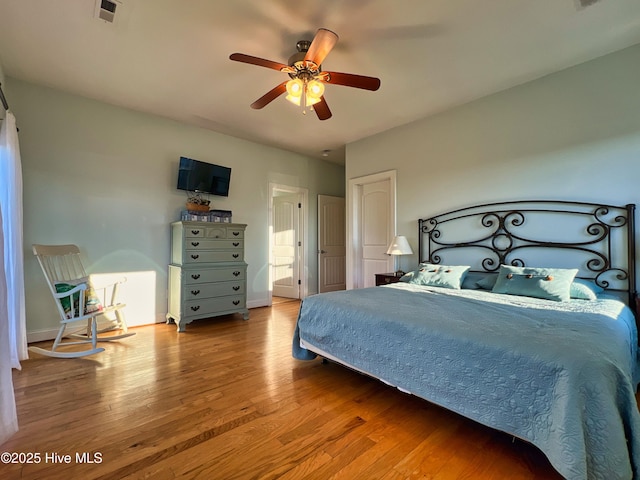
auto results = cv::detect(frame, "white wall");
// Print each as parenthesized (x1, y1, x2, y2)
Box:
(347, 44, 640, 273)
(6, 78, 344, 338)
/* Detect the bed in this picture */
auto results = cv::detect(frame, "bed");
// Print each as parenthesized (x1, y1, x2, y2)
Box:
(293, 200, 640, 480)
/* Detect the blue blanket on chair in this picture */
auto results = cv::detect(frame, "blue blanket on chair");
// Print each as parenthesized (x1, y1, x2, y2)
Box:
(293, 283, 640, 480)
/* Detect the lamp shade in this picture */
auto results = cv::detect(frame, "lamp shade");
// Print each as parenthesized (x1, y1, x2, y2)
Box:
(386, 235, 413, 255)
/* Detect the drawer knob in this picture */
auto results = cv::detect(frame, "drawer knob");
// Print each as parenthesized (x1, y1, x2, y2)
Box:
(191, 254, 199, 260)
(191, 230, 200, 235)
(191, 289, 200, 296)
(233, 300, 240, 306)
(191, 241, 200, 247)
(233, 242, 239, 247)
(233, 271, 241, 277)
(232, 286, 240, 291)
(190, 305, 200, 312)
(232, 254, 239, 258)
(232, 231, 240, 236)
(191, 274, 200, 280)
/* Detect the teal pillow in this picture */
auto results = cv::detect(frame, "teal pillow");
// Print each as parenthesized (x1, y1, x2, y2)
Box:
(409, 264, 470, 290)
(462, 272, 492, 290)
(399, 271, 414, 282)
(492, 265, 578, 302)
(570, 278, 603, 300)
(475, 273, 498, 290)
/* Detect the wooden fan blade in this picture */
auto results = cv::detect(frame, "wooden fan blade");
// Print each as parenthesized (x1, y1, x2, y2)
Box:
(230, 53, 288, 72)
(304, 28, 339, 66)
(313, 97, 332, 121)
(324, 71, 381, 91)
(250, 82, 288, 109)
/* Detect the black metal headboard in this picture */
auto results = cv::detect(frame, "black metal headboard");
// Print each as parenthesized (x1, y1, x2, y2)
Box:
(418, 200, 636, 307)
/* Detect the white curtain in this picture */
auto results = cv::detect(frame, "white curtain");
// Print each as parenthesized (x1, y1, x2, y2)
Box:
(0, 110, 26, 444)
(0, 205, 17, 445)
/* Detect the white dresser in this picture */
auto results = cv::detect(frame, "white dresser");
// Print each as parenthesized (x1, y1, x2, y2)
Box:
(167, 221, 249, 332)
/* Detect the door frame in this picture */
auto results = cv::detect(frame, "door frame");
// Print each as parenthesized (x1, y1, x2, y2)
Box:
(268, 183, 309, 305)
(346, 170, 397, 290)
(317, 194, 346, 293)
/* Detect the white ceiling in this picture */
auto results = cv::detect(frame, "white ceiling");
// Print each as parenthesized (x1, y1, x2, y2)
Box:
(0, 0, 639, 165)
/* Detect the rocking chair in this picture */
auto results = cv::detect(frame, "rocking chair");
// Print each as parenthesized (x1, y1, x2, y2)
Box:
(30, 244, 135, 358)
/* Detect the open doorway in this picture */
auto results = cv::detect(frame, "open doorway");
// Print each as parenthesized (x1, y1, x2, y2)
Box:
(268, 183, 308, 305)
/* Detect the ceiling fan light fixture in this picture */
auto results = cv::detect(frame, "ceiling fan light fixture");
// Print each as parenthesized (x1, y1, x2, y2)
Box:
(305, 96, 321, 107)
(286, 78, 303, 97)
(285, 95, 300, 106)
(307, 79, 325, 99)
(285, 78, 323, 107)
(286, 93, 321, 107)
(285, 78, 303, 105)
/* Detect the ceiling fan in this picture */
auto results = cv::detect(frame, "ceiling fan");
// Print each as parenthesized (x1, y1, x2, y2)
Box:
(229, 28, 381, 120)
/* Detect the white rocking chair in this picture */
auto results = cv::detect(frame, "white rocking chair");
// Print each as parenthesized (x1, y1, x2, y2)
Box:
(31, 244, 135, 358)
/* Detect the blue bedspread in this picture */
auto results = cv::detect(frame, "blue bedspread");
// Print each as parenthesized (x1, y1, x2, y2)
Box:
(293, 283, 640, 480)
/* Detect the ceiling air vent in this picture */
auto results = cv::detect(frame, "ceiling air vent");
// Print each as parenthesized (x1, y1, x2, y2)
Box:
(575, 0, 602, 9)
(96, 0, 118, 23)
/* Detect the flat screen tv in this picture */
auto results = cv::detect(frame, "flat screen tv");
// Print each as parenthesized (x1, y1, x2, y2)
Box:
(177, 156, 231, 197)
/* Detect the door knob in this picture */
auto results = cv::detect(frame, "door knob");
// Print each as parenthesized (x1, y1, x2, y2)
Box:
(319, 249, 327, 254)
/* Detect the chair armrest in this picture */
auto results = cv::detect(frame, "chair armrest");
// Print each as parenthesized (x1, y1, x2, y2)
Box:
(53, 283, 88, 319)
(91, 278, 126, 307)
(52, 283, 87, 298)
(90, 276, 127, 289)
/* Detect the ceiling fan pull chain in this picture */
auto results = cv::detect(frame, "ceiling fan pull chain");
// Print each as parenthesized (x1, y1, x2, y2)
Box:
(301, 81, 308, 115)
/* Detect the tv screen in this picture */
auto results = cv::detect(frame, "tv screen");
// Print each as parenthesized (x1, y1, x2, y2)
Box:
(177, 157, 231, 197)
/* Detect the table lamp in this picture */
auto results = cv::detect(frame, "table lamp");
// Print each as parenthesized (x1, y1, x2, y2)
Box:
(386, 235, 413, 276)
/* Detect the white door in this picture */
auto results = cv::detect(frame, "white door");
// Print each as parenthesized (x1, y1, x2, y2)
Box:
(272, 194, 300, 298)
(347, 170, 396, 290)
(361, 180, 393, 288)
(318, 195, 346, 293)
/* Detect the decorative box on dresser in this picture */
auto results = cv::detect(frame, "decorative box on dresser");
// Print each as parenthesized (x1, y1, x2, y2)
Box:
(167, 222, 249, 332)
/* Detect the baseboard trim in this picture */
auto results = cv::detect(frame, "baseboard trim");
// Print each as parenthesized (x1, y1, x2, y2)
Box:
(27, 328, 60, 344)
(247, 299, 269, 309)
(30, 305, 275, 342)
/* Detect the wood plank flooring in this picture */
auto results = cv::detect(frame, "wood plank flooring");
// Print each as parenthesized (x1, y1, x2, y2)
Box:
(3, 300, 581, 479)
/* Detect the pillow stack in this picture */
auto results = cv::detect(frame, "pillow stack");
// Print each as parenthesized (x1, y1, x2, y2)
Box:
(403, 263, 603, 302)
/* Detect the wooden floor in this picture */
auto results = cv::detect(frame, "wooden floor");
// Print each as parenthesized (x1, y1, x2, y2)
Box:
(5, 300, 571, 479)
(271, 296, 299, 305)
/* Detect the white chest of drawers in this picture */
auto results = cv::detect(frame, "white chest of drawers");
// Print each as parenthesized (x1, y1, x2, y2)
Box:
(166, 222, 249, 332)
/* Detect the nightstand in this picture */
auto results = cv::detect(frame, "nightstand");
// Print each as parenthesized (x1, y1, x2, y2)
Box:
(375, 272, 403, 286)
